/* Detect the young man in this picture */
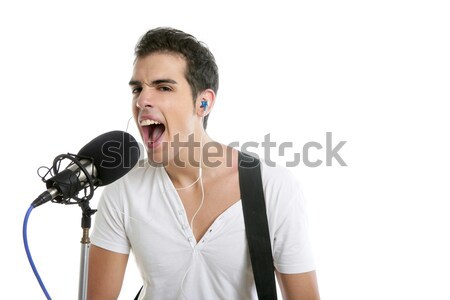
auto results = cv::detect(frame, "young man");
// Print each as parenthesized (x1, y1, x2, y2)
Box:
(88, 27, 320, 300)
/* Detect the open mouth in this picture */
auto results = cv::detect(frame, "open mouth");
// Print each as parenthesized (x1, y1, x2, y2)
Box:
(140, 119, 166, 148)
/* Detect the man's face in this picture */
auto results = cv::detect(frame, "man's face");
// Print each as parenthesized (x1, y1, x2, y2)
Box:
(130, 52, 199, 164)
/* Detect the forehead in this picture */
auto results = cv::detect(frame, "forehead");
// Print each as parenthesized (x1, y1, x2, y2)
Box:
(132, 52, 187, 81)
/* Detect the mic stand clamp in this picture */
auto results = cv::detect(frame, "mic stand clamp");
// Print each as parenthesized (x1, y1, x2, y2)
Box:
(78, 200, 97, 300)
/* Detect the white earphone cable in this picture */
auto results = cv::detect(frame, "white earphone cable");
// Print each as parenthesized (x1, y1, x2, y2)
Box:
(179, 106, 207, 300)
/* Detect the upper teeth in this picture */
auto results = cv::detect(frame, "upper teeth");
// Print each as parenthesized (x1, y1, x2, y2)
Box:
(140, 119, 160, 126)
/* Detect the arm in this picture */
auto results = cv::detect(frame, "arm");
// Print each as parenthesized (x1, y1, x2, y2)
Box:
(276, 270, 320, 300)
(87, 245, 129, 300)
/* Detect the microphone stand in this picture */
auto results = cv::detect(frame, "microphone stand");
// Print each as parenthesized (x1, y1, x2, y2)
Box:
(78, 200, 97, 300)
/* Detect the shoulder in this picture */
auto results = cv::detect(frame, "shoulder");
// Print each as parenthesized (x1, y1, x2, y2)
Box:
(257, 159, 308, 219)
(259, 159, 301, 196)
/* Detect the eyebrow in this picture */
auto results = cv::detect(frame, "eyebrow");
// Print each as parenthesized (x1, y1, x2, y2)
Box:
(128, 79, 178, 86)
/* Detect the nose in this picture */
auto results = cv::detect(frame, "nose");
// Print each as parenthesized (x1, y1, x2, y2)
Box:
(135, 87, 154, 109)
(135, 100, 144, 109)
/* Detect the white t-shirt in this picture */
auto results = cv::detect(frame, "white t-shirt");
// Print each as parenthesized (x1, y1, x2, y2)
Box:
(91, 160, 315, 300)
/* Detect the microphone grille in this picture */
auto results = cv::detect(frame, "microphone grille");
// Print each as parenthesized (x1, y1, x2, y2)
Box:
(77, 131, 140, 186)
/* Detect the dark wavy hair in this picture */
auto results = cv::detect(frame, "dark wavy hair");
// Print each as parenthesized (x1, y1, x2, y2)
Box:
(134, 27, 219, 129)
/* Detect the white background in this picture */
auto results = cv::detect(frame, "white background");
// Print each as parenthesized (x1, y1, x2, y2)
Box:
(1, 0, 449, 299)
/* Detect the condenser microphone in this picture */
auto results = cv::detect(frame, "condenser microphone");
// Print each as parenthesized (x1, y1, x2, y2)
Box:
(32, 130, 140, 207)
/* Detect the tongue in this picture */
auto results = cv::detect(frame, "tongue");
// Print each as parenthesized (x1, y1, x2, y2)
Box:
(150, 124, 165, 143)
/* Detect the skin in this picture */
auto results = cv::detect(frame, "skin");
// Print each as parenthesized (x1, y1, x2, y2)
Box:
(87, 52, 320, 300)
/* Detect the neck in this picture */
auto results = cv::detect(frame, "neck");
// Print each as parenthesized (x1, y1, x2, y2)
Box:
(164, 130, 214, 189)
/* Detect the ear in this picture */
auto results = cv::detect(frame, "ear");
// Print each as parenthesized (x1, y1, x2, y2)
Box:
(196, 89, 216, 117)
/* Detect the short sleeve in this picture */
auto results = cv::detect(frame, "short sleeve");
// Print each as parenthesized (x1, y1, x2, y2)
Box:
(262, 164, 316, 274)
(90, 180, 131, 254)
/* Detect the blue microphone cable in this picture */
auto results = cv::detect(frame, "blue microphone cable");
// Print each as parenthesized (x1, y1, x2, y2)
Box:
(23, 204, 52, 300)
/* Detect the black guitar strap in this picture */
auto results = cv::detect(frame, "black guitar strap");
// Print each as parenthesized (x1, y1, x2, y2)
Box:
(135, 152, 277, 300)
(238, 151, 277, 300)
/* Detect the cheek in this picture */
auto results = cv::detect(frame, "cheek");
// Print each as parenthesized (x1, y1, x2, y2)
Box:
(163, 99, 196, 132)
(131, 102, 139, 119)
(131, 106, 141, 133)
